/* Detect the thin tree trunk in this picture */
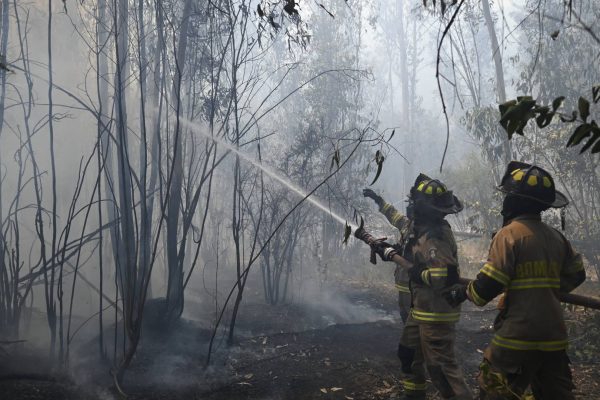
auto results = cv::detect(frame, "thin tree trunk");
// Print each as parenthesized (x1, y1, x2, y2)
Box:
(144, 0, 167, 301)
(398, 0, 412, 196)
(47, 0, 60, 361)
(166, 0, 193, 321)
(95, 0, 111, 357)
(481, 0, 511, 163)
(0, 0, 10, 331)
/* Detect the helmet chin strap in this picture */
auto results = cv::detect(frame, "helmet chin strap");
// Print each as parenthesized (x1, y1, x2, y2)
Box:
(406, 197, 415, 220)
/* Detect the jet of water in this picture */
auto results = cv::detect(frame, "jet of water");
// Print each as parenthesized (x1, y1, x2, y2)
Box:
(175, 115, 355, 229)
(18, 65, 357, 230)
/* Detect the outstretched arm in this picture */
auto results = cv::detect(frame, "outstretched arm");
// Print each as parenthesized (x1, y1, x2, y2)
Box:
(363, 188, 409, 230)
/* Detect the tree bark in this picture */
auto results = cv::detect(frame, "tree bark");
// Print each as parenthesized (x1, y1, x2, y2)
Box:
(481, 0, 512, 163)
(166, 0, 193, 321)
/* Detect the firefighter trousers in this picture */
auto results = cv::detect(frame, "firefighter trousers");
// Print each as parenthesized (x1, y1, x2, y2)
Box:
(397, 315, 473, 399)
(398, 291, 411, 323)
(478, 346, 575, 400)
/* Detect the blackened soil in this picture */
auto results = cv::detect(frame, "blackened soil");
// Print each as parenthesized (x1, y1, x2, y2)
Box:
(1, 283, 599, 400)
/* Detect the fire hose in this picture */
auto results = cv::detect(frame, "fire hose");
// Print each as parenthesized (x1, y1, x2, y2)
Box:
(354, 224, 600, 310)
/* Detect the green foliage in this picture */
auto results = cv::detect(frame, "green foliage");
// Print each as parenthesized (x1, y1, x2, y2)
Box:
(479, 361, 530, 399)
(499, 87, 600, 154)
(498, 96, 537, 138)
(567, 309, 600, 364)
(463, 106, 510, 171)
(441, 154, 502, 234)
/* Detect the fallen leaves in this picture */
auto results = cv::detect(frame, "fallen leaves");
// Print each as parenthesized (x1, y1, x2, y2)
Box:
(320, 387, 344, 394)
(374, 385, 395, 395)
(372, 379, 397, 395)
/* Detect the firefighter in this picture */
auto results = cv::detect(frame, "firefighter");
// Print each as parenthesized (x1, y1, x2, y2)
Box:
(368, 174, 473, 400)
(444, 161, 586, 400)
(362, 188, 411, 323)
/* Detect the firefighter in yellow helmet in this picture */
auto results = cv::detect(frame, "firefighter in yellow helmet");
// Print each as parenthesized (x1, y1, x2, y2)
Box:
(444, 161, 586, 399)
(366, 174, 473, 400)
(363, 187, 411, 323)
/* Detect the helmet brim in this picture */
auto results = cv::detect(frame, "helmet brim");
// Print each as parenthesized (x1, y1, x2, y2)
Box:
(426, 194, 464, 214)
(496, 186, 569, 208)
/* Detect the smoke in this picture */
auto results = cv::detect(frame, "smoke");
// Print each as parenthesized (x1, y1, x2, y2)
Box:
(298, 282, 396, 327)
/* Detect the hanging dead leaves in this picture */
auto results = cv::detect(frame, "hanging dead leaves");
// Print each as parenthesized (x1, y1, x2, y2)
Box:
(342, 222, 352, 245)
(283, 0, 299, 17)
(330, 148, 340, 170)
(422, 0, 459, 15)
(256, 1, 311, 49)
(370, 150, 385, 185)
(257, 2, 282, 31)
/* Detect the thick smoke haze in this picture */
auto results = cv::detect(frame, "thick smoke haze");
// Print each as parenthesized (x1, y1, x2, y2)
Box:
(0, 1, 599, 399)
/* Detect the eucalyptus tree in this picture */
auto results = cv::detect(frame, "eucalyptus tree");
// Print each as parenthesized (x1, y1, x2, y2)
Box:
(506, 0, 600, 274)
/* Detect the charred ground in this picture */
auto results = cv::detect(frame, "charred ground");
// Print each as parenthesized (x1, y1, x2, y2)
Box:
(2, 279, 599, 400)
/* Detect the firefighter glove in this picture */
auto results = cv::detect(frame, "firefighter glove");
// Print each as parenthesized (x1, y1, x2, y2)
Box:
(363, 188, 384, 207)
(442, 283, 468, 307)
(371, 240, 397, 261)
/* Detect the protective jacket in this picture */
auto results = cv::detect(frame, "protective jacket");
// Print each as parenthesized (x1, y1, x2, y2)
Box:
(379, 202, 411, 294)
(468, 214, 585, 351)
(379, 202, 462, 324)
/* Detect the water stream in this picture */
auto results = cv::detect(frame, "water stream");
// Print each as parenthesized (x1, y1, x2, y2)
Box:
(21, 65, 354, 229)
(176, 115, 356, 229)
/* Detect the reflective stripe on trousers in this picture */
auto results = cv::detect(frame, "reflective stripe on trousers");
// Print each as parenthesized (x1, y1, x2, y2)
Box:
(396, 283, 410, 293)
(492, 335, 568, 351)
(401, 378, 427, 393)
(411, 309, 460, 323)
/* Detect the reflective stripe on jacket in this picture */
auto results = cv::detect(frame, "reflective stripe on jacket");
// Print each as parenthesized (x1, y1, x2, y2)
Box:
(379, 202, 463, 324)
(410, 221, 462, 324)
(468, 215, 585, 351)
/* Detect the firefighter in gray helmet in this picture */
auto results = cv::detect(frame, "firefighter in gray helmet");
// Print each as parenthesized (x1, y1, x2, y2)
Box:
(365, 174, 472, 400)
(444, 161, 585, 399)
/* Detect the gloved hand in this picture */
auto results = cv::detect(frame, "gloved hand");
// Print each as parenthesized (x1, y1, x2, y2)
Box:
(363, 188, 384, 207)
(407, 265, 425, 284)
(442, 283, 468, 307)
(370, 240, 398, 262)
